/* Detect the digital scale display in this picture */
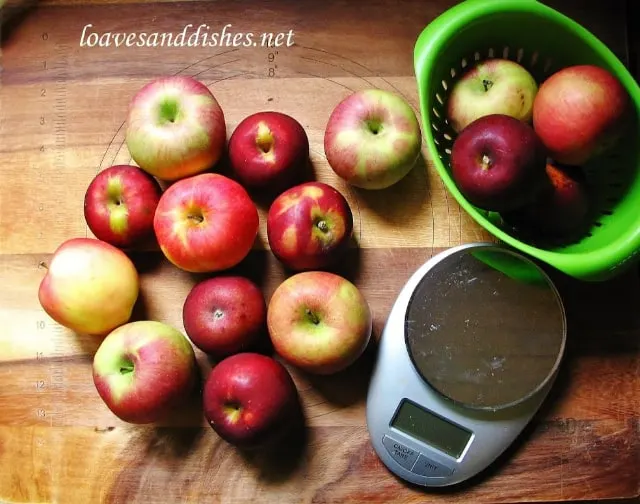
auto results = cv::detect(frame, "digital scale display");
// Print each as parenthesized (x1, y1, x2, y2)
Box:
(391, 399, 472, 459)
(366, 243, 566, 487)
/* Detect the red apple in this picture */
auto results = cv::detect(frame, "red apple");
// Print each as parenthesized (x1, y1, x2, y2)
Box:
(446, 58, 538, 133)
(203, 352, 299, 448)
(92, 320, 199, 424)
(266, 182, 353, 271)
(125, 75, 227, 181)
(267, 271, 372, 375)
(450, 114, 548, 212)
(182, 275, 267, 359)
(502, 161, 591, 239)
(84, 164, 163, 248)
(228, 111, 309, 192)
(153, 173, 259, 273)
(533, 64, 630, 166)
(324, 89, 422, 189)
(38, 238, 139, 336)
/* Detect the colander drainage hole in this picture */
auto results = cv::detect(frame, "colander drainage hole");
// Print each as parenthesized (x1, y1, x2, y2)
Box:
(531, 51, 539, 66)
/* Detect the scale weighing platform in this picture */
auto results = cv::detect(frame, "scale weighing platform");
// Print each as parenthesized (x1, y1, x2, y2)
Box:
(366, 242, 567, 487)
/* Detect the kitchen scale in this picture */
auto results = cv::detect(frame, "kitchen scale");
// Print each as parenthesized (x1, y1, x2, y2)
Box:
(366, 242, 567, 487)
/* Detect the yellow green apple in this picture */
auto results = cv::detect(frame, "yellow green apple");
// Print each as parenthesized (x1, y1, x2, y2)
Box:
(37, 237, 139, 335)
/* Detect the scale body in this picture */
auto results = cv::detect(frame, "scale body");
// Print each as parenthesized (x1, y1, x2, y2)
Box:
(366, 243, 566, 487)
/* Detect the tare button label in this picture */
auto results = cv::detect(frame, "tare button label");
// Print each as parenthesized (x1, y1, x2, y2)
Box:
(382, 435, 419, 470)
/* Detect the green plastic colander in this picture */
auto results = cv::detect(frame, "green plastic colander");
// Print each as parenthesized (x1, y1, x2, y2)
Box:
(414, 0, 640, 282)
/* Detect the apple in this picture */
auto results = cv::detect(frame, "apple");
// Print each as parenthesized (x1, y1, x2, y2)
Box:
(153, 173, 259, 273)
(125, 75, 227, 181)
(446, 58, 538, 133)
(324, 88, 422, 190)
(38, 237, 139, 336)
(228, 111, 310, 193)
(532, 64, 630, 166)
(84, 164, 163, 248)
(266, 181, 353, 271)
(503, 161, 591, 239)
(203, 352, 299, 448)
(92, 320, 198, 424)
(267, 271, 372, 374)
(182, 275, 267, 359)
(450, 114, 548, 212)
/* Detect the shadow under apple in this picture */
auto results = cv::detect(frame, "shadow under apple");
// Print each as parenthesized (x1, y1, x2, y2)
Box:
(302, 334, 379, 408)
(352, 152, 430, 224)
(235, 391, 309, 483)
(240, 155, 318, 211)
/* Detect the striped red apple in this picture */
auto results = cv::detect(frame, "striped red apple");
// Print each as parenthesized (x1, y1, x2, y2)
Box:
(84, 164, 163, 248)
(153, 173, 259, 273)
(266, 181, 353, 271)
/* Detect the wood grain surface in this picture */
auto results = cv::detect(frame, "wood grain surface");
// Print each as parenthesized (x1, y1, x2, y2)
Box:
(0, 0, 638, 503)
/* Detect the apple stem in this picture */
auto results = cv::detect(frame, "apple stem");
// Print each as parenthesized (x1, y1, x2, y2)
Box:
(188, 213, 204, 224)
(119, 364, 134, 375)
(316, 220, 329, 233)
(482, 79, 493, 92)
(481, 154, 492, 170)
(305, 308, 320, 325)
(38, 261, 48, 270)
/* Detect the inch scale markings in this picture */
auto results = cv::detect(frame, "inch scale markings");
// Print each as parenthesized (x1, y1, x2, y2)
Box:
(33, 39, 71, 501)
(49, 41, 70, 425)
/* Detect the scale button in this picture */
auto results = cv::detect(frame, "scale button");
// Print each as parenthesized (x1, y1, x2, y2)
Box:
(382, 435, 419, 470)
(412, 454, 454, 477)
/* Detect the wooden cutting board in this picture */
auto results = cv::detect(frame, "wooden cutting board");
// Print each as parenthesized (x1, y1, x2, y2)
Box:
(0, 0, 638, 503)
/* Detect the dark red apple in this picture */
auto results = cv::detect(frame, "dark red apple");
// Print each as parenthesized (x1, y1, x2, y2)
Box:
(84, 164, 163, 248)
(533, 65, 630, 166)
(202, 352, 299, 448)
(228, 111, 309, 192)
(450, 114, 548, 212)
(267, 181, 354, 271)
(503, 161, 591, 239)
(182, 275, 267, 359)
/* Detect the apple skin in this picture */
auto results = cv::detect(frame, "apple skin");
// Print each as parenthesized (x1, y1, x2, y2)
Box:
(324, 89, 422, 190)
(267, 271, 372, 375)
(153, 173, 259, 273)
(533, 65, 630, 166)
(202, 352, 299, 448)
(182, 275, 267, 359)
(446, 58, 538, 133)
(125, 75, 227, 181)
(450, 114, 548, 212)
(38, 237, 139, 336)
(502, 161, 591, 239)
(267, 182, 354, 271)
(92, 320, 198, 424)
(84, 164, 163, 248)
(228, 111, 310, 192)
